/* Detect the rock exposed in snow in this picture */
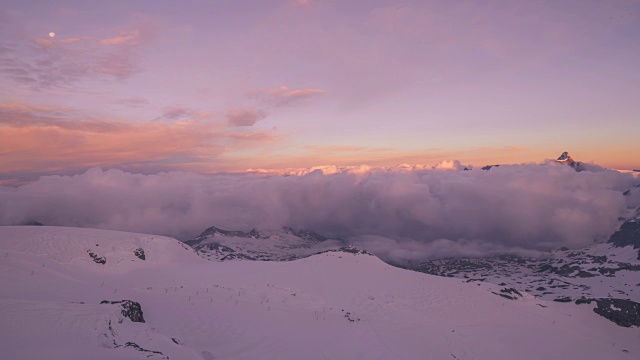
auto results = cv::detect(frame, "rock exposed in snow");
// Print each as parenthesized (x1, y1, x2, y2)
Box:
(100, 300, 145, 323)
(134, 248, 146, 260)
(185, 225, 343, 261)
(608, 216, 640, 260)
(576, 298, 640, 327)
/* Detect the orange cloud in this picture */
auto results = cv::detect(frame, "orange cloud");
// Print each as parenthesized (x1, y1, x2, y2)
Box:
(58, 37, 91, 44)
(33, 38, 54, 47)
(99, 31, 141, 46)
(226, 108, 268, 126)
(0, 103, 278, 174)
(304, 145, 369, 153)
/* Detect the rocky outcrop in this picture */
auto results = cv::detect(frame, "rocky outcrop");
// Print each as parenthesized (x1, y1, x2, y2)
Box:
(101, 300, 145, 323)
(556, 151, 584, 171)
(185, 225, 342, 262)
(282, 226, 327, 242)
(184, 226, 266, 247)
(88, 250, 106, 264)
(575, 298, 640, 327)
(608, 217, 640, 260)
(492, 287, 524, 300)
(134, 248, 146, 260)
(553, 297, 572, 303)
(481, 164, 500, 171)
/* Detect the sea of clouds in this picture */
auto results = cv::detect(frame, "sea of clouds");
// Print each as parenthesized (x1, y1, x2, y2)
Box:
(1, 163, 639, 262)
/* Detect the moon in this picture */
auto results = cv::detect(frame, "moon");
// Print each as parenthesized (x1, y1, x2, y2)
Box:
(49, 32, 56, 38)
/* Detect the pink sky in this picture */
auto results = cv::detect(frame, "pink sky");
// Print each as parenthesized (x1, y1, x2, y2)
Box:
(1, 0, 639, 183)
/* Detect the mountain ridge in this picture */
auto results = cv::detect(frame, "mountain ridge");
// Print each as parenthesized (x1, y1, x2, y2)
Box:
(2, 225, 639, 359)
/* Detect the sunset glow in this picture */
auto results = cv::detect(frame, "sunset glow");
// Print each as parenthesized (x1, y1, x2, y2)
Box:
(1, 0, 639, 185)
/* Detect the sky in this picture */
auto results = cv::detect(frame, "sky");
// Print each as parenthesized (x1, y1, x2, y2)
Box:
(1, 0, 640, 185)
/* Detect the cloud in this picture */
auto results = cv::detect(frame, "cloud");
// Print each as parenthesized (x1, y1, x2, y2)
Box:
(304, 145, 367, 153)
(93, 51, 140, 79)
(1, 163, 637, 262)
(112, 97, 149, 107)
(0, 39, 141, 89)
(0, 18, 156, 90)
(432, 160, 469, 171)
(226, 108, 268, 126)
(0, 102, 278, 175)
(155, 106, 214, 122)
(58, 37, 90, 44)
(251, 86, 326, 107)
(99, 31, 141, 46)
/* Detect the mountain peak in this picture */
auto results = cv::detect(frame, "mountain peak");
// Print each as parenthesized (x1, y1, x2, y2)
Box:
(555, 151, 586, 171)
(556, 151, 574, 163)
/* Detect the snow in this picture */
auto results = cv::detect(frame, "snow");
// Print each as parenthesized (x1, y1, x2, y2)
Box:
(1, 226, 639, 359)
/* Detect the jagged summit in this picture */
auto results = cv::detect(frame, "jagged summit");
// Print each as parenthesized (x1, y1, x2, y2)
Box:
(555, 151, 584, 171)
(557, 151, 574, 163)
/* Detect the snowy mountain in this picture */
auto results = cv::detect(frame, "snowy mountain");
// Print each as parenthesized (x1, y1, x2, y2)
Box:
(405, 212, 640, 327)
(2, 225, 639, 359)
(185, 226, 344, 261)
(481, 151, 587, 171)
(556, 151, 575, 163)
(183, 203, 640, 328)
(555, 151, 589, 171)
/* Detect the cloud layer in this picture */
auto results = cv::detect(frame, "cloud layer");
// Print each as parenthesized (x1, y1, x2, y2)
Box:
(2, 163, 638, 262)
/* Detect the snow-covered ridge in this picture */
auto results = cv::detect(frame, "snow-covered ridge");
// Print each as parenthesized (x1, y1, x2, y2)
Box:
(186, 225, 343, 261)
(3, 225, 640, 359)
(1, 226, 200, 271)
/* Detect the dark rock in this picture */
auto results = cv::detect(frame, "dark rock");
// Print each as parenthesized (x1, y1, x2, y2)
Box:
(556, 151, 584, 171)
(553, 297, 572, 303)
(282, 227, 327, 242)
(492, 292, 515, 300)
(482, 164, 500, 170)
(134, 248, 145, 260)
(500, 288, 523, 297)
(184, 226, 268, 246)
(575, 298, 640, 327)
(537, 264, 556, 273)
(88, 251, 106, 265)
(101, 300, 145, 323)
(587, 255, 607, 264)
(608, 217, 640, 260)
(124, 342, 167, 359)
(575, 271, 596, 278)
(333, 246, 373, 256)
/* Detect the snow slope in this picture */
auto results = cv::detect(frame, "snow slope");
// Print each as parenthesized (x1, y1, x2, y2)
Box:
(1, 226, 639, 360)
